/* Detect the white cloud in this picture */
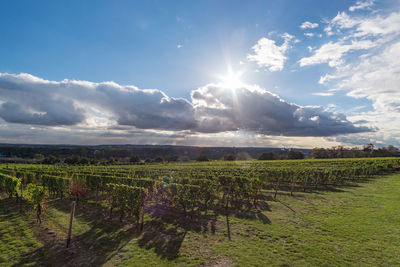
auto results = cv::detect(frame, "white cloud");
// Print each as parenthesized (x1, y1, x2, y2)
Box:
(177, 44, 183, 48)
(299, 39, 376, 67)
(303, 4, 400, 146)
(247, 33, 293, 71)
(304, 33, 314, 37)
(300, 21, 319, 29)
(339, 41, 400, 113)
(324, 11, 400, 37)
(312, 92, 334, 96)
(337, 110, 400, 147)
(319, 74, 337, 84)
(306, 9, 400, 113)
(350, 105, 367, 111)
(349, 0, 374, 12)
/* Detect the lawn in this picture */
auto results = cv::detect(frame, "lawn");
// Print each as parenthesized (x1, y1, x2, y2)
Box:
(1, 173, 400, 266)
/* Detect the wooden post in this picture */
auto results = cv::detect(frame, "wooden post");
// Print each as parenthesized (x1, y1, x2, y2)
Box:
(66, 201, 76, 248)
(274, 179, 280, 199)
(19, 183, 23, 212)
(226, 213, 231, 241)
(140, 198, 145, 232)
(225, 186, 231, 241)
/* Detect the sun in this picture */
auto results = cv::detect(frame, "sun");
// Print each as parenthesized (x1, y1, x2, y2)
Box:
(219, 70, 244, 89)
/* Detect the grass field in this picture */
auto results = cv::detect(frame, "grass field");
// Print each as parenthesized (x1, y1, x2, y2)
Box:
(1, 173, 400, 266)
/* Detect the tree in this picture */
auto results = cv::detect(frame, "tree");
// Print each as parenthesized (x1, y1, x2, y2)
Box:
(196, 154, 209, 162)
(287, 150, 304, 159)
(363, 143, 374, 155)
(33, 154, 45, 160)
(387, 145, 399, 153)
(79, 157, 90, 165)
(311, 148, 328, 159)
(223, 154, 236, 161)
(43, 155, 61, 164)
(236, 152, 251, 160)
(165, 155, 179, 162)
(129, 155, 141, 163)
(258, 152, 275, 160)
(153, 157, 164, 163)
(65, 155, 80, 165)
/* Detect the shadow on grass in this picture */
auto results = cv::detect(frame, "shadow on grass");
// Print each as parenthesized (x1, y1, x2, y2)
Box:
(268, 177, 379, 199)
(9, 193, 273, 265)
(52, 199, 141, 266)
(140, 201, 272, 259)
(137, 216, 187, 260)
(137, 204, 214, 259)
(11, 245, 51, 267)
(0, 197, 51, 267)
(232, 209, 272, 224)
(42, 199, 194, 264)
(7, 198, 140, 267)
(275, 199, 296, 213)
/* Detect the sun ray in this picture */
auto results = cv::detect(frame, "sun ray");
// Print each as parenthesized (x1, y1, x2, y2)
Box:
(218, 69, 245, 89)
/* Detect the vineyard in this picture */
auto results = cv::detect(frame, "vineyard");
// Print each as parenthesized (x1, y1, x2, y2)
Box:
(1, 158, 400, 266)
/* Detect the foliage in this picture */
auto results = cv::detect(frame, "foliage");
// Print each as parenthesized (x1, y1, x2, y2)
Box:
(0, 173, 21, 198)
(129, 155, 141, 163)
(196, 154, 209, 162)
(258, 152, 275, 160)
(25, 183, 47, 224)
(106, 183, 145, 223)
(1, 158, 400, 266)
(287, 150, 305, 159)
(70, 180, 86, 199)
(312, 145, 400, 159)
(41, 175, 70, 198)
(25, 183, 47, 208)
(1, 157, 400, 222)
(223, 154, 236, 161)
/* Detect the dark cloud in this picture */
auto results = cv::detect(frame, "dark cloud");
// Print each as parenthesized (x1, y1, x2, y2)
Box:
(0, 101, 84, 126)
(192, 84, 371, 136)
(0, 73, 196, 130)
(0, 73, 85, 126)
(0, 73, 371, 138)
(93, 85, 196, 130)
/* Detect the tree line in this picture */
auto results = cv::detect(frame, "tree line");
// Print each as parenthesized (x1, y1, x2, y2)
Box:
(311, 144, 399, 159)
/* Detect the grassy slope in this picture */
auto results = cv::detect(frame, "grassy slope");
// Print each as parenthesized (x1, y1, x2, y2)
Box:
(1, 173, 400, 266)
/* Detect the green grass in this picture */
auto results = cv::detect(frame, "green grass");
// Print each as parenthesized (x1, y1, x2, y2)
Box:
(1, 173, 400, 266)
(210, 174, 400, 266)
(112, 173, 400, 266)
(45, 205, 91, 237)
(0, 198, 48, 267)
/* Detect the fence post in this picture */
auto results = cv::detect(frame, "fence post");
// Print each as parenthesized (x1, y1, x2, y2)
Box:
(66, 201, 76, 248)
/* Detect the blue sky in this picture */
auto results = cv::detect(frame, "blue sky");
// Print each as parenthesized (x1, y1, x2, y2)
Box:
(0, 0, 399, 147)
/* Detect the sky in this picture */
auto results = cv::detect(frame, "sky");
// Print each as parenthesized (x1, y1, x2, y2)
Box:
(0, 0, 399, 148)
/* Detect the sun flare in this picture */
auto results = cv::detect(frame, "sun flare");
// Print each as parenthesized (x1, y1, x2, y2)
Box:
(219, 70, 244, 89)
